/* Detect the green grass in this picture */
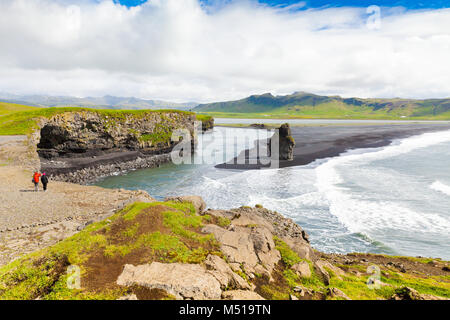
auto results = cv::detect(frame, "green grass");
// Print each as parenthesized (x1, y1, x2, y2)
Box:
(0, 102, 212, 136)
(274, 237, 302, 268)
(0, 102, 39, 116)
(0, 200, 220, 300)
(197, 101, 450, 120)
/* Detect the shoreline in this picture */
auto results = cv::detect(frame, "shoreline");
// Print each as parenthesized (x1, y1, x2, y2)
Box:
(216, 123, 450, 170)
(1, 134, 450, 300)
(41, 151, 174, 185)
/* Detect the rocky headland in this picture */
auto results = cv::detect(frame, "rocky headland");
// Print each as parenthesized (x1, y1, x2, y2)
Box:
(35, 110, 213, 184)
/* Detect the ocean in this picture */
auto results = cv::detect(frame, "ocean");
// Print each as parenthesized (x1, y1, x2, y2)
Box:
(95, 120, 450, 260)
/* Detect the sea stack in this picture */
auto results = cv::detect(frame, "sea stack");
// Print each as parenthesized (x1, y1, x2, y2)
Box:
(269, 123, 295, 161)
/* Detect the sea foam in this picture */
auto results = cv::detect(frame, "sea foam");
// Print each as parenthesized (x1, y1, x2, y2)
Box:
(430, 181, 450, 196)
(315, 130, 450, 235)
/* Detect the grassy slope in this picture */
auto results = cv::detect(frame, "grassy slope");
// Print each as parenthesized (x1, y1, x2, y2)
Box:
(0, 201, 222, 300)
(0, 102, 39, 116)
(0, 101, 212, 136)
(195, 94, 450, 120)
(1, 202, 448, 300)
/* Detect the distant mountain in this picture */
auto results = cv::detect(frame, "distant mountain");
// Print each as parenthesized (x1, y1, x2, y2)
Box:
(0, 93, 198, 111)
(194, 92, 450, 119)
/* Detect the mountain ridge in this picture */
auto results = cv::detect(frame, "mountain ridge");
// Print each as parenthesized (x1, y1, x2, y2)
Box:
(0, 93, 198, 111)
(194, 92, 450, 119)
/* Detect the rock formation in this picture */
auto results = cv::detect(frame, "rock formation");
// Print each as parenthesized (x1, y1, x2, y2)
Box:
(37, 111, 197, 159)
(268, 123, 295, 161)
(34, 111, 213, 183)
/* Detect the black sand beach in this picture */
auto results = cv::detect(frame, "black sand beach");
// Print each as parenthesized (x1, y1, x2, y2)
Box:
(216, 123, 450, 170)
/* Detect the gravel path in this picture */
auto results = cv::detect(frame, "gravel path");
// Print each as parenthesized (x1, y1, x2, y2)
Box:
(0, 136, 154, 266)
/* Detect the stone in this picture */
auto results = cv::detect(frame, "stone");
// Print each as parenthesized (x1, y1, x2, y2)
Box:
(202, 224, 259, 272)
(202, 224, 282, 275)
(292, 261, 312, 278)
(390, 287, 447, 300)
(290, 294, 299, 300)
(314, 260, 345, 285)
(249, 227, 281, 274)
(117, 294, 138, 300)
(268, 123, 295, 161)
(293, 286, 316, 298)
(221, 290, 265, 300)
(283, 237, 314, 261)
(204, 255, 250, 290)
(327, 288, 351, 300)
(165, 196, 206, 214)
(116, 263, 222, 300)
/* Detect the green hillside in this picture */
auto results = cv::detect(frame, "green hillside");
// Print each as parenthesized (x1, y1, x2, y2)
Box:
(0, 101, 212, 136)
(194, 92, 450, 120)
(0, 102, 39, 116)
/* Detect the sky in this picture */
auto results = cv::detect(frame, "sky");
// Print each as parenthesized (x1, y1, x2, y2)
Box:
(0, 0, 450, 102)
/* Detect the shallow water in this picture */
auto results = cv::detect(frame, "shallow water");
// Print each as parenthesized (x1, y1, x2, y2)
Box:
(95, 123, 450, 260)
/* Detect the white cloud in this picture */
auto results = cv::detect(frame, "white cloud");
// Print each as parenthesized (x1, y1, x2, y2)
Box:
(0, 0, 449, 102)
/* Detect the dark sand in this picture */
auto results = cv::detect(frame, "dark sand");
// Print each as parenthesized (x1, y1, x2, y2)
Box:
(216, 123, 450, 170)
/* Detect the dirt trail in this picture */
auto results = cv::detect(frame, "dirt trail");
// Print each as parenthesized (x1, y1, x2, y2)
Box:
(0, 136, 154, 266)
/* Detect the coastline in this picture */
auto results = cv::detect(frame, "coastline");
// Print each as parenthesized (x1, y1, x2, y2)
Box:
(1, 129, 449, 300)
(216, 123, 450, 170)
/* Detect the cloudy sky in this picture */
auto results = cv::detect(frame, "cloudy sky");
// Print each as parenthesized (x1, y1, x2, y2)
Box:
(0, 0, 449, 102)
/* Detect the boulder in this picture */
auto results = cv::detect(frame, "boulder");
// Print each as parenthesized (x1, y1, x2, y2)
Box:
(222, 290, 265, 300)
(268, 123, 295, 161)
(292, 261, 312, 278)
(314, 260, 345, 285)
(204, 255, 250, 290)
(165, 196, 206, 214)
(202, 225, 260, 272)
(249, 227, 281, 274)
(117, 294, 138, 300)
(202, 224, 281, 275)
(390, 287, 448, 300)
(116, 263, 222, 300)
(327, 288, 351, 300)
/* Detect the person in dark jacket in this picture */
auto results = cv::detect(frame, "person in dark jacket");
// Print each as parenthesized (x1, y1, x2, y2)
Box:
(41, 173, 49, 192)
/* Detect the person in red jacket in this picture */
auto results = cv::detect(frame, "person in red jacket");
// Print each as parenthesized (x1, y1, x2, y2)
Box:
(33, 171, 41, 192)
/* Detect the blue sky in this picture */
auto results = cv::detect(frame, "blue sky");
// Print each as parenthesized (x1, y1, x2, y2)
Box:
(118, 0, 450, 9)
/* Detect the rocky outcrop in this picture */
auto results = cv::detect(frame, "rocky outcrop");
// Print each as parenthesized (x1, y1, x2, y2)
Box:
(292, 261, 312, 278)
(327, 288, 351, 300)
(204, 206, 313, 261)
(205, 255, 251, 290)
(37, 111, 197, 159)
(117, 262, 222, 300)
(201, 206, 313, 278)
(35, 111, 212, 183)
(268, 123, 295, 161)
(222, 290, 265, 300)
(390, 287, 448, 300)
(165, 196, 207, 215)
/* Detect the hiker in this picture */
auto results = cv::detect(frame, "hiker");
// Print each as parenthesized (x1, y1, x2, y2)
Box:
(32, 171, 41, 192)
(41, 172, 49, 192)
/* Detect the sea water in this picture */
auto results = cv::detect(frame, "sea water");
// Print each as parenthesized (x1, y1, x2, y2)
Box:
(95, 122, 450, 259)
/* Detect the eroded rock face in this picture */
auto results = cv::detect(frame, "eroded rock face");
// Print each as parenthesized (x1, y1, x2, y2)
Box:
(116, 263, 222, 300)
(268, 123, 295, 161)
(37, 111, 197, 159)
(292, 261, 312, 278)
(204, 255, 250, 290)
(204, 206, 314, 262)
(201, 205, 315, 278)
